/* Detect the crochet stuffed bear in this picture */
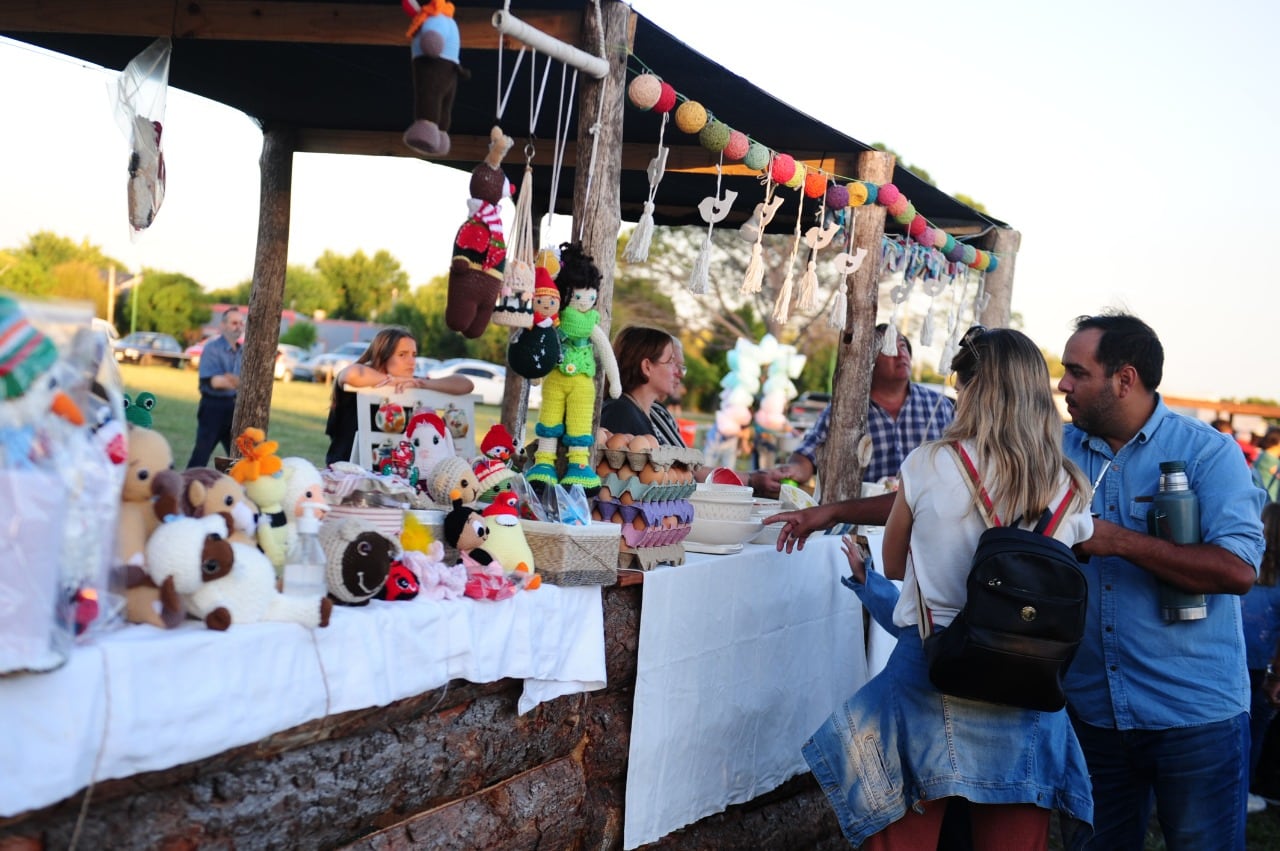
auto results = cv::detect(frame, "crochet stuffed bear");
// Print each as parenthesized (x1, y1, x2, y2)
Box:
(446, 126, 513, 338)
(145, 514, 332, 631)
(402, 0, 468, 157)
(179, 467, 257, 547)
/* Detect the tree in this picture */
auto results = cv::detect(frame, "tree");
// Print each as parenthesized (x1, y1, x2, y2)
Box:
(0, 251, 54, 296)
(283, 265, 340, 317)
(316, 249, 409, 321)
(280, 320, 317, 349)
(120, 269, 212, 340)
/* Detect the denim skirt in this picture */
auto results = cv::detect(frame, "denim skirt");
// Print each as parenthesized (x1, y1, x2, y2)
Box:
(802, 631, 1094, 847)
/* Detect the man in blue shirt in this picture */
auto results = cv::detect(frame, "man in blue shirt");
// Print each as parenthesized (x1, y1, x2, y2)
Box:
(186, 307, 244, 469)
(749, 325, 954, 497)
(1059, 313, 1263, 849)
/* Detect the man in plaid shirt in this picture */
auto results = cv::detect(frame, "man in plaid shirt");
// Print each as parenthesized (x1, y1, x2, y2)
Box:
(749, 325, 954, 497)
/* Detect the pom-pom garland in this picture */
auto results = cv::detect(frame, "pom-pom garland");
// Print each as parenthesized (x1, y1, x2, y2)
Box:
(940, 233, 957, 255)
(846, 181, 869, 207)
(908, 215, 928, 238)
(699, 120, 731, 153)
(804, 171, 828, 199)
(653, 82, 678, 114)
(961, 244, 977, 266)
(825, 183, 850, 209)
(674, 101, 708, 133)
(932, 229, 950, 249)
(628, 74, 662, 111)
(987, 255, 999, 273)
(886, 195, 910, 218)
(945, 241, 967, 262)
(723, 130, 750, 161)
(770, 153, 796, 184)
(877, 183, 902, 207)
(784, 161, 806, 190)
(743, 141, 770, 171)
(893, 203, 917, 226)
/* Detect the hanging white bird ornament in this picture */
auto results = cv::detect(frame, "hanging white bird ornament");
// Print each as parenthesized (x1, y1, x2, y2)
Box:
(698, 188, 738, 224)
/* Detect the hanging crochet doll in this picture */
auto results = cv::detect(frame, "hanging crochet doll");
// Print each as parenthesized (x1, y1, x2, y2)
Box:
(526, 243, 620, 490)
(446, 126, 513, 338)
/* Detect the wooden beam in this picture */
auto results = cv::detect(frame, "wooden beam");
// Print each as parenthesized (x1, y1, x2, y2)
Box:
(0, 1, 581, 49)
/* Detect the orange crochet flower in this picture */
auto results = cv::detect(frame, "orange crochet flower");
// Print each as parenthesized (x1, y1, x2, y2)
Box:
(228, 427, 283, 483)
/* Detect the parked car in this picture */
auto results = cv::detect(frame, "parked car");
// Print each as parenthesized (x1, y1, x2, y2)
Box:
(427, 358, 541, 408)
(787, 391, 831, 432)
(183, 335, 217, 368)
(413, 357, 443, 378)
(332, 341, 372, 357)
(113, 332, 189, 368)
(274, 344, 306, 381)
(291, 352, 357, 383)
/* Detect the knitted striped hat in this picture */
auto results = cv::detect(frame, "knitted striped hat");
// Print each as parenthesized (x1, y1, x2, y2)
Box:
(0, 296, 57, 400)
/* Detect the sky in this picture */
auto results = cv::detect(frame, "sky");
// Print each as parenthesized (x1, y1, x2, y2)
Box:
(1, 0, 1278, 400)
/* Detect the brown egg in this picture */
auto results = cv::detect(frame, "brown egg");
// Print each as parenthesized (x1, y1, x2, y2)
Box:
(662, 515, 677, 529)
(637, 464, 660, 485)
(632, 515, 647, 531)
(614, 464, 635, 480)
(591, 507, 602, 521)
(629, 434, 658, 452)
(596, 428, 612, 446)
(609, 512, 623, 524)
(619, 491, 634, 505)
(597, 485, 613, 502)
(606, 433, 632, 451)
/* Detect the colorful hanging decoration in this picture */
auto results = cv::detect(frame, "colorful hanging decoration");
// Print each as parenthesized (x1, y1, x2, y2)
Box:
(796, 187, 838, 313)
(623, 73, 671, 264)
(828, 209, 867, 330)
(689, 164, 737, 294)
(738, 187, 781, 295)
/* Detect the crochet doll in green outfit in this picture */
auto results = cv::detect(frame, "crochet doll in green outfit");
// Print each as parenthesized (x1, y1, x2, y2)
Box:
(526, 243, 620, 490)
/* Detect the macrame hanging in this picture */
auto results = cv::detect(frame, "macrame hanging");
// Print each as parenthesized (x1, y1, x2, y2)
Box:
(918, 243, 949, 346)
(796, 188, 837, 312)
(622, 104, 669, 264)
(879, 236, 910, 354)
(688, 160, 736, 294)
(738, 175, 781, 295)
(827, 209, 867, 330)
(771, 193, 805, 324)
(938, 267, 975, 376)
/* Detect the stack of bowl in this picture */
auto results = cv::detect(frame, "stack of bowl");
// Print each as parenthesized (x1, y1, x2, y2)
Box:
(687, 483, 763, 548)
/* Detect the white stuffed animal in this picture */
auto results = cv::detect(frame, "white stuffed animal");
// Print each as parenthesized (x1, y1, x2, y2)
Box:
(145, 514, 332, 631)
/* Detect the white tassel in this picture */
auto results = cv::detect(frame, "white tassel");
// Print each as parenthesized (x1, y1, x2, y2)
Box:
(827, 285, 847, 329)
(772, 269, 794, 323)
(740, 241, 764, 294)
(880, 323, 899, 356)
(797, 259, 819, 311)
(921, 309, 936, 346)
(623, 200, 656, 263)
(688, 232, 712, 294)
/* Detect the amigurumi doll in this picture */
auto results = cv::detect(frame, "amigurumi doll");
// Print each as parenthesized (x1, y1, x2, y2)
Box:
(446, 126, 513, 338)
(401, 0, 468, 156)
(525, 242, 621, 491)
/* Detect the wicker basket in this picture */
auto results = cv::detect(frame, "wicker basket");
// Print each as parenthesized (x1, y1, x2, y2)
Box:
(521, 520, 621, 586)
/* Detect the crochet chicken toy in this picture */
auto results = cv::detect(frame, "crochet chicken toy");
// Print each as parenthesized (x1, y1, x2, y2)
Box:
(526, 243, 621, 490)
(227, 428, 289, 584)
(446, 126, 513, 338)
(401, 0, 467, 156)
(145, 513, 332, 631)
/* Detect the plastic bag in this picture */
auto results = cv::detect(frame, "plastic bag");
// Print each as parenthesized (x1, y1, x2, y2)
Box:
(113, 38, 171, 234)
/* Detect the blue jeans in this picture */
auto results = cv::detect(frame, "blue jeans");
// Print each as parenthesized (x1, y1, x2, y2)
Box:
(1067, 713, 1249, 850)
(1249, 669, 1279, 787)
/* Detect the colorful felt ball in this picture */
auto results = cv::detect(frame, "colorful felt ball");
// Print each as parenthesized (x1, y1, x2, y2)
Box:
(804, 171, 828, 199)
(917, 225, 935, 245)
(743, 141, 770, 171)
(826, 183, 850, 209)
(987, 255, 999, 273)
(877, 183, 902, 207)
(628, 74, 662, 111)
(653, 82, 678, 114)
(940, 233, 957, 254)
(973, 250, 991, 271)
(945, 241, 967, 262)
(961, 244, 977, 265)
(932, 229, 949, 249)
(862, 183, 878, 205)
(908, 215, 929, 238)
(893, 203, 917, 226)
(770, 153, 797, 184)
(723, 130, 750, 161)
(887, 195, 910, 217)
(784, 161, 806, 190)
(846, 181, 869, 207)
(674, 101, 708, 134)
(699, 120, 731, 153)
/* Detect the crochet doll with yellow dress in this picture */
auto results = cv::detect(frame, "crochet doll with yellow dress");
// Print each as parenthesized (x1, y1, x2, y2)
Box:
(525, 243, 620, 490)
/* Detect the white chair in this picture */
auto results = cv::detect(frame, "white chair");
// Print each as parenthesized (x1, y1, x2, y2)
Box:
(347, 386, 481, 471)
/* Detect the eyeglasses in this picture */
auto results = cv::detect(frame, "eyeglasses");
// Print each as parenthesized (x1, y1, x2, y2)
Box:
(655, 356, 686, 376)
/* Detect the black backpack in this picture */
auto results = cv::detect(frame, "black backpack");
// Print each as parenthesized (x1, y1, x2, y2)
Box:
(917, 443, 1088, 712)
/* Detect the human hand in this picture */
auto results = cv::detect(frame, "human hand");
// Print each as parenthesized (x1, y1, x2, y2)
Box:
(841, 533, 868, 583)
(750, 466, 788, 499)
(765, 504, 835, 554)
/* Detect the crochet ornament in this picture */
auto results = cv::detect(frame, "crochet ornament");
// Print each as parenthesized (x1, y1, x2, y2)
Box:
(482, 491, 540, 590)
(122, 391, 157, 428)
(227, 428, 290, 584)
(375, 560, 421, 601)
(507, 265, 562, 380)
(479, 423, 516, 466)
(442, 491, 516, 600)
(406, 409, 456, 491)
(145, 514, 332, 631)
(526, 243, 621, 492)
(319, 516, 399, 606)
(446, 127, 513, 338)
(402, 0, 467, 156)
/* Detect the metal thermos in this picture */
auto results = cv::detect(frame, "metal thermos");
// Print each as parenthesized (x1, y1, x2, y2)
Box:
(1148, 461, 1207, 622)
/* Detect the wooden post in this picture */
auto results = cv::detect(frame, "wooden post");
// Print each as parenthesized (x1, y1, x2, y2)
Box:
(819, 149, 895, 504)
(977, 227, 1019, 329)
(231, 124, 295, 446)
(568, 0, 629, 425)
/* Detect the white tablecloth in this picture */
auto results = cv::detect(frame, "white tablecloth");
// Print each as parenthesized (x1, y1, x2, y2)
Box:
(0, 585, 605, 818)
(624, 535, 868, 849)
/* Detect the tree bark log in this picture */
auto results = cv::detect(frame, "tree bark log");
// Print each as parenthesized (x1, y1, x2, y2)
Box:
(819, 150, 895, 504)
(977, 227, 1019, 329)
(232, 123, 296, 446)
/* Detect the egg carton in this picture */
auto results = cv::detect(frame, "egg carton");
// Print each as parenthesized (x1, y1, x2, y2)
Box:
(620, 542, 687, 571)
(597, 471, 698, 503)
(593, 443, 704, 473)
(594, 498, 692, 549)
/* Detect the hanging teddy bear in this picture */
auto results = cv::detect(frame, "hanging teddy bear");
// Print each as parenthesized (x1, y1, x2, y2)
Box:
(525, 242, 621, 491)
(401, 0, 468, 156)
(446, 126, 513, 338)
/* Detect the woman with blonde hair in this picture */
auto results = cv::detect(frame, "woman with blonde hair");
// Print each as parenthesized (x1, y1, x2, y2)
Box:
(804, 327, 1095, 850)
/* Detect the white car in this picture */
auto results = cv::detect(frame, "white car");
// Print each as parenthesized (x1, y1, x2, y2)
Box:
(428, 359, 541, 408)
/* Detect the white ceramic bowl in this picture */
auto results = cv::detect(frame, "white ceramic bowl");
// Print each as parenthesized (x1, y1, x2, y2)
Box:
(694, 482, 754, 499)
(689, 496, 754, 523)
(687, 516, 765, 547)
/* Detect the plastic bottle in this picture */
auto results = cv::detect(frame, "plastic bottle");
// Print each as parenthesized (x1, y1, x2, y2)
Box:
(1147, 461, 1207, 622)
(283, 506, 328, 598)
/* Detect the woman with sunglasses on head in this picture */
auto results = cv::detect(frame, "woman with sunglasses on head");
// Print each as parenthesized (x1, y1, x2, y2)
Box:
(600, 325, 688, 447)
(803, 327, 1097, 850)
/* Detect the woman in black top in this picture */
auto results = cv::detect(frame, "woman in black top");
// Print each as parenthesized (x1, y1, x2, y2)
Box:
(599, 326, 686, 447)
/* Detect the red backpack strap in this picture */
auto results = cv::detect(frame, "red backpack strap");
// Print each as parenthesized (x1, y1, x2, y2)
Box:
(951, 442, 1003, 527)
(1037, 484, 1077, 537)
